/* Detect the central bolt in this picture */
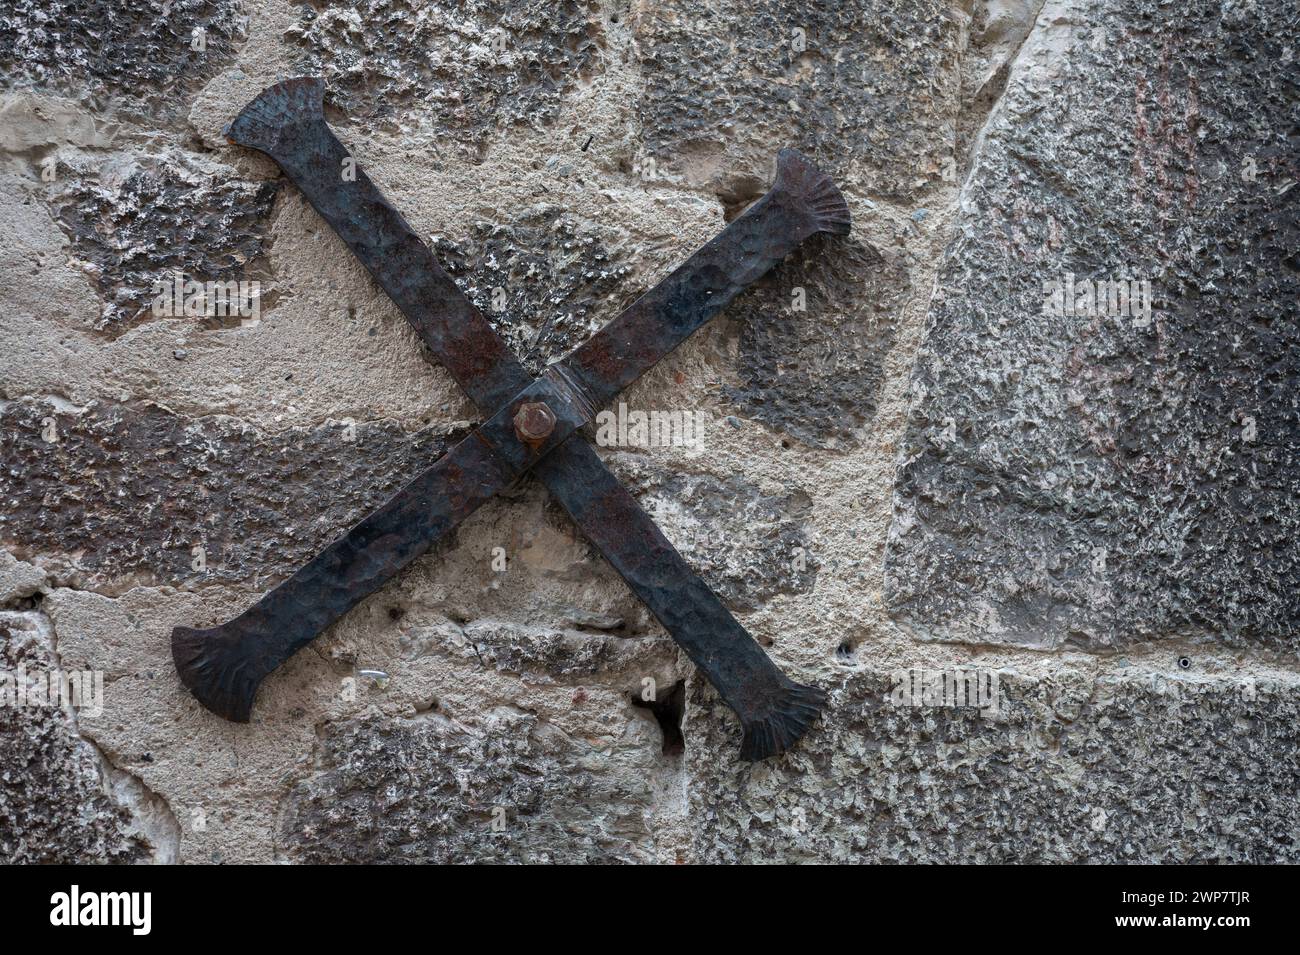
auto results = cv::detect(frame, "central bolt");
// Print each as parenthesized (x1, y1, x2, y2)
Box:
(513, 401, 557, 443)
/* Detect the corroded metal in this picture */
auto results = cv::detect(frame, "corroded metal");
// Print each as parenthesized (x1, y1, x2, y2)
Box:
(512, 402, 557, 444)
(172, 77, 850, 760)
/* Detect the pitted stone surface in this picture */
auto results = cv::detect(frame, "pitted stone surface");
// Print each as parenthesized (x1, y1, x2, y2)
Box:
(279, 709, 659, 863)
(720, 235, 909, 449)
(609, 455, 816, 612)
(287, 0, 605, 147)
(631, 0, 959, 199)
(51, 150, 279, 333)
(688, 669, 1299, 863)
(0, 0, 245, 117)
(433, 209, 633, 375)
(885, 0, 1300, 650)
(0, 611, 145, 863)
(0, 399, 461, 592)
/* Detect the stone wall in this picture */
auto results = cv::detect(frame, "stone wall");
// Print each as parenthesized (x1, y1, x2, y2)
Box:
(1, 0, 1295, 862)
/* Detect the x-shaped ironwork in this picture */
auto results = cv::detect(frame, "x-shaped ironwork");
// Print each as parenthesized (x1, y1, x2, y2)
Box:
(172, 78, 850, 760)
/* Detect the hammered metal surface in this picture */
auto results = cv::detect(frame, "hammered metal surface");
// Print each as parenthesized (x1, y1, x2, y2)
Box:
(173, 77, 850, 759)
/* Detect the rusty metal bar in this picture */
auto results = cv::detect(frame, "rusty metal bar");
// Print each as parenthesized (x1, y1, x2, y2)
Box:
(173, 77, 850, 759)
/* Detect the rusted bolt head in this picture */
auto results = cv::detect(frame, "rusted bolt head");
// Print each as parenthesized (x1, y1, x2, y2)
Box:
(513, 401, 557, 443)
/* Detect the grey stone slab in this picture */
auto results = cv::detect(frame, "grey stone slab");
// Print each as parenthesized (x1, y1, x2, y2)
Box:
(287, 0, 605, 149)
(279, 708, 660, 863)
(0, 611, 146, 862)
(718, 237, 909, 449)
(0, 0, 245, 118)
(432, 209, 633, 376)
(0, 398, 459, 590)
(885, 0, 1300, 650)
(633, 0, 960, 201)
(608, 453, 817, 611)
(50, 150, 278, 333)
(687, 667, 1300, 862)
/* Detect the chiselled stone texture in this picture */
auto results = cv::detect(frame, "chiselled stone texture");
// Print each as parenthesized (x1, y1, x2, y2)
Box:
(433, 210, 633, 375)
(0, 611, 144, 863)
(279, 709, 658, 863)
(632, 0, 959, 198)
(51, 151, 278, 333)
(609, 454, 816, 612)
(0, 0, 245, 116)
(287, 0, 604, 146)
(4, 0, 1296, 865)
(885, 0, 1300, 650)
(0, 399, 461, 591)
(689, 669, 1299, 863)
(720, 236, 909, 448)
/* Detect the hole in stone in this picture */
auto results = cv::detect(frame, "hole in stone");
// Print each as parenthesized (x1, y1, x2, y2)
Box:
(631, 679, 685, 756)
(836, 640, 855, 662)
(2, 592, 43, 612)
(1178, 656, 1192, 670)
(717, 175, 766, 222)
(388, 606, 405, 622)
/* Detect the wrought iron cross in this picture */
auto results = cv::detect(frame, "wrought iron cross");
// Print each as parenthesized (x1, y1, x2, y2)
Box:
(171, 78, 850, 760)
